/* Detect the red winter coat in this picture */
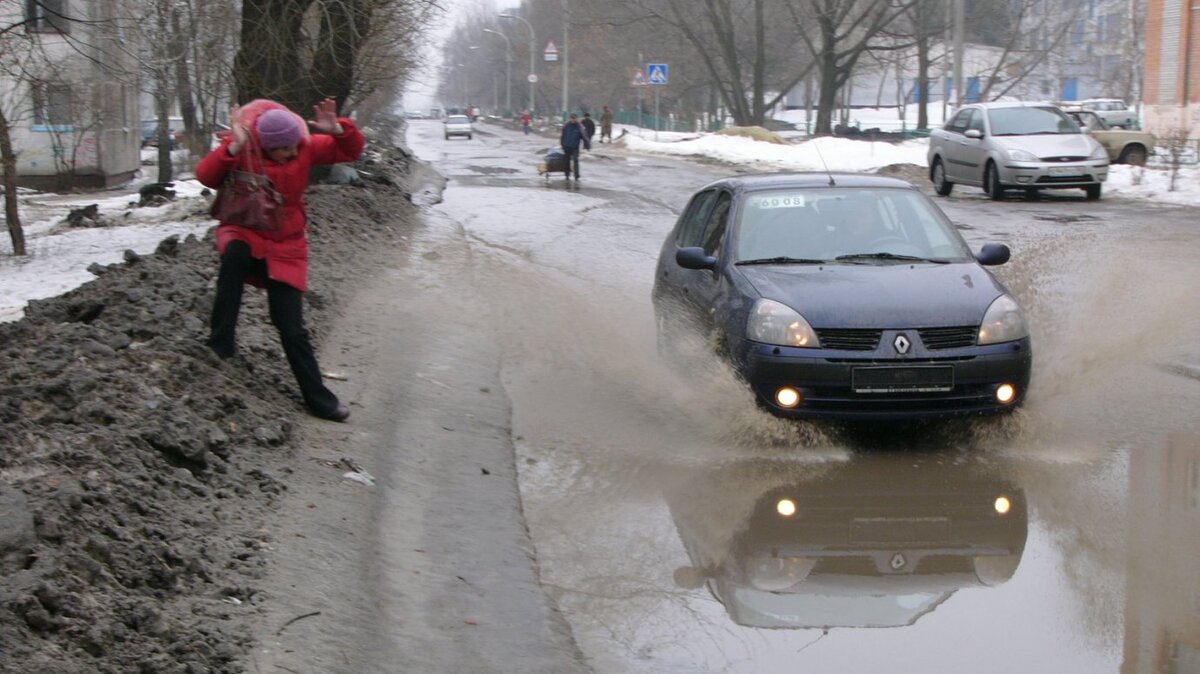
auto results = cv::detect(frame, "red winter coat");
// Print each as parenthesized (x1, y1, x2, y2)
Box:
(196, 117, 365, 292)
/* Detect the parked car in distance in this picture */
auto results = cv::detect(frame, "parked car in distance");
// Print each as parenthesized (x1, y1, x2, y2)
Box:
(443, 114, 472, 140)
(140, 117, 186, 149)
(1063, 109, 1154, 166)
(404, 110, 426, 119)
(927, 101, 1109, 200)
(651, 173, 1032, 421)
(1072, 98, 1138, 129)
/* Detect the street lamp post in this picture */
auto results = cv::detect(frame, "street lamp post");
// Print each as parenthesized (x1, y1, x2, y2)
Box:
(482, 28, 512, 114)
(561, 0, 569, 120)
(499, 13, 535, 114)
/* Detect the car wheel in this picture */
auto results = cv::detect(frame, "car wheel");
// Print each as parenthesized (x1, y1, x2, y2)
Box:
(444, 134, 449, 140)
(985, 161, 1006, 201)
(1117, 144, 1147, 166)
(931, 158, 954, 196)
(468, 134, 473, 140)
(1085, 183, 1102, 200)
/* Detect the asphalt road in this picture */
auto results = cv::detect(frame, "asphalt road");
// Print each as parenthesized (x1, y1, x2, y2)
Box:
(397, 118, 1200, 674)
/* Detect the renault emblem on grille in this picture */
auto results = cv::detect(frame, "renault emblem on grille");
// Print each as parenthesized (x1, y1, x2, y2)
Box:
(893, 334, 911, 354)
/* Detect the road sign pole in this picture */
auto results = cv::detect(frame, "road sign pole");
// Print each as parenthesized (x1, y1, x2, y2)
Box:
(654, 87, 660, 142)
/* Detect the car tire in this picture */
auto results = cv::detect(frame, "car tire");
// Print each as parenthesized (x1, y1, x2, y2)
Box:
(1085, 183, 1102, 200)
(467, 134, 473, 140)
(444, 134, 449, 140)
(931, 158, 954, 196)
(1117, 144, 1147, 166)
(985, 161, 1006, 201)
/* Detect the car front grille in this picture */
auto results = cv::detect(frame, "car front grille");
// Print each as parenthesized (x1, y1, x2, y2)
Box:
(816, 329, 881, 350)
(917, 326, 977, 349)
(1036, 174, 1095, 184)
(1040, 155, 1088, 162)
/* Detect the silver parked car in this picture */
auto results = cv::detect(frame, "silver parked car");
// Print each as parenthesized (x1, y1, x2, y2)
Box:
(927, 101, 1109, 201)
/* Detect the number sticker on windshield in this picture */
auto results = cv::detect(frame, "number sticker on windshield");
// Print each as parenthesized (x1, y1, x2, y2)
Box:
(750, 194, 807, 209)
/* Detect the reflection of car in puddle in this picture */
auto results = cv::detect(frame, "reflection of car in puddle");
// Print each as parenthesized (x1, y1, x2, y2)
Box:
(669, 455, 1027, 629)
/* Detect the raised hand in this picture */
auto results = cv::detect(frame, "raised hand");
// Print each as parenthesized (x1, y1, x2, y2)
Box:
(308, 98, 344, 135)
(227, 105, 250, 155)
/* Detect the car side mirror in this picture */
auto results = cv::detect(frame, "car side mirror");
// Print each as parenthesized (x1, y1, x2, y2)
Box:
(964, 129, 983, 139)
(676, 246, 718, 271)
(975, 243, 1011, 266)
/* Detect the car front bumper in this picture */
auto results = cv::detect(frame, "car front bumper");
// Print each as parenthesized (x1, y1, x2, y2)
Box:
(997, 160, 1108, 188)
(738, 338, 1032, 420)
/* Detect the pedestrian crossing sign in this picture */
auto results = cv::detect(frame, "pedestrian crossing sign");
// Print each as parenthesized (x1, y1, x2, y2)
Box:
(647, 63, 668, 85)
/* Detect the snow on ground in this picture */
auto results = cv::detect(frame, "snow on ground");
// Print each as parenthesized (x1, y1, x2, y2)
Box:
(3, 109, 1199, 323)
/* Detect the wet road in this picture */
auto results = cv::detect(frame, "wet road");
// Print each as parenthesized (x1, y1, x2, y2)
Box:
(405, 118, 1200, 673)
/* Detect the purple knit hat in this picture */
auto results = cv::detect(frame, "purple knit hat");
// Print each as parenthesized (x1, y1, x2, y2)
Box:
(256, 109, 304, 149)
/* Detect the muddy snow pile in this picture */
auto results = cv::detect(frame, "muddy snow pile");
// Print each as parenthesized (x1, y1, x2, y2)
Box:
(0, 125, 425, 674)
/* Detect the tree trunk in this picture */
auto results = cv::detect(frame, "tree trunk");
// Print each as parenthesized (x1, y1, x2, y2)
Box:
(0, 107, 26, 256)
(234, 0, 315, 110)
(170, 6, 202, 155)
(308, 0, 370, 111)
(156, 93, 174, 183)
(916, 36, 930, 130)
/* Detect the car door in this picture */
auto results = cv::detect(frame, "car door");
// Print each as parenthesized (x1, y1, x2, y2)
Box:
(958, 109, 991, 185)
(655, 188, 718, 308)
(939, 108, 975, 182)
(679, 191, 735, 337)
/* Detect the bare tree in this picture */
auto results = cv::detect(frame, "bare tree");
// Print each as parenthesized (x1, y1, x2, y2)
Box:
(234, 0, 436, 116)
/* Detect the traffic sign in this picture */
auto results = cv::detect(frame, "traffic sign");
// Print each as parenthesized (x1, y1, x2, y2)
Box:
(647, 63, 668, 85)
(543, 41, 558, 62)
(631, 68, 647, 87)
(528, 73, 538, 83)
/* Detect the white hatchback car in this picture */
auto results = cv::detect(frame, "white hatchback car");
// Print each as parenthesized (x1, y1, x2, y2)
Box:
(443, 114, 473, 140)
(927, 101, 1109, 201)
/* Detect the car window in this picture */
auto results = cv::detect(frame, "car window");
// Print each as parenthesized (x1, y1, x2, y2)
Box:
(987, 106, 1080, 136)
(447, 115, 469, 123)
(966, 110, 985, 134)
(737, 188, 973, 261)
(699, 192, 733, 256)
(945, 109, 972, 133)
(676, 189, 719, 247)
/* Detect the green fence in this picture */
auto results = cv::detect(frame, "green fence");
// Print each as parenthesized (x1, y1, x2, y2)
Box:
(612, 111, 723, 132)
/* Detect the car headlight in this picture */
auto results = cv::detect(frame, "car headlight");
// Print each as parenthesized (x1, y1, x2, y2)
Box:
(1007, 148, 1038, 162)
(978, 294, 1028, 345)
(1089, 143, 1108, 160)
(747, 299, 820, 347)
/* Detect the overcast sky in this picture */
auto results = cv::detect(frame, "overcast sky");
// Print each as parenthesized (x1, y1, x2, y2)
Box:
(402, 0, 510, 112)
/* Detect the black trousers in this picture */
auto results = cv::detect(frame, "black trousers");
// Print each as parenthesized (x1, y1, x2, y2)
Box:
(563, 146, 581, 178)
(207, 240, 340, 417)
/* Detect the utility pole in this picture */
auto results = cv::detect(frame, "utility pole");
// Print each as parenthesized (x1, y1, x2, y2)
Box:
(499, 13, 536, 114)
(953, 0, 964, 108)
(562, 0, 570, 120)
(482, 29, 512, 114)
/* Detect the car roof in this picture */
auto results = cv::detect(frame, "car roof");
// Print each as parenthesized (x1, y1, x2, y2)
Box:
(694, 172, 917, 193)
(959, 100, 1060, 110)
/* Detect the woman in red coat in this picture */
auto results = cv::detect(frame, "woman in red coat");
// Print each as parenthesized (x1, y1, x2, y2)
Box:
(196, 98, 365, 422)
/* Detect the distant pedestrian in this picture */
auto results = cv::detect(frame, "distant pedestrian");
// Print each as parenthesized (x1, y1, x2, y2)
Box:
(600, 105, 613, 143)
(581, 112, 596, 144)
(196, 98, 364, 422)
(521, 110, 532, 135)
(559, 113, 590, 181)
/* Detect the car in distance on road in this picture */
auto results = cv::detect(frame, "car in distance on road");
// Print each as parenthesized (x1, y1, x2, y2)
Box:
(140, 116, 186, 149)
(927, 101, 1109, 200)
(1063, 109, 1154, 166)
(651, 173, 1031, 421)
(443, 114, 473, 140)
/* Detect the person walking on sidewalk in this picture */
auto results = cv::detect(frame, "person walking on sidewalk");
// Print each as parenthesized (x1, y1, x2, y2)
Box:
(196, 97, 365, 422)
(600, 105, 613, 143)
(581, 112, 596, 144)
(560, 113, 590, 181)
(521, 110, 532, 135)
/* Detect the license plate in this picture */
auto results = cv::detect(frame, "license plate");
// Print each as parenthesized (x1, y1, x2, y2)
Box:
(1048, 166, 1080, 177)
(852, 366, 954, 393)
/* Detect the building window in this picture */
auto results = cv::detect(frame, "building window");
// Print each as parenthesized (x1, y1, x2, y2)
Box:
(26, 0, 70, 34)
(32, 83, 73, 127)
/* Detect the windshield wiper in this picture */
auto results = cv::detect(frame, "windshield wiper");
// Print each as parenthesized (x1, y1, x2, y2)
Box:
(834, 252, 950, 264)
(736, 256, 828, 265)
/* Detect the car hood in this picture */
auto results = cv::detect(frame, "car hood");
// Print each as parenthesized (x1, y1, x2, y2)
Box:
(739, 263, 1005, 328)
(991, 134, 1099, 157)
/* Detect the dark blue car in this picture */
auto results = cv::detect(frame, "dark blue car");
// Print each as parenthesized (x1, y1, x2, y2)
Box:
(651, 173, 1031, 420)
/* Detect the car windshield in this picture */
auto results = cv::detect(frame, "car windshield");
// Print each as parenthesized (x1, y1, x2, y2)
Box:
(734, 187, 974, 263)
(987, 106, 1081, 136)
(1071, 112, 1109, 130)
